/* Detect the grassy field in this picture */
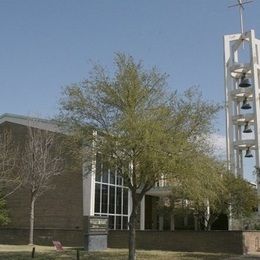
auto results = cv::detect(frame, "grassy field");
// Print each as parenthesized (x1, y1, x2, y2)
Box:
(0, 244, 257, 260)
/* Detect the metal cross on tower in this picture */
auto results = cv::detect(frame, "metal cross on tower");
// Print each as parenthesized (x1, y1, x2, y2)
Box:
(228, 0, 254, 34)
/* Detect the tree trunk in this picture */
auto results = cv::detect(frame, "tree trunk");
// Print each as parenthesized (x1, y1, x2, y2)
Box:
(29, 196, 36, 245)
(128, 212, 137, 260)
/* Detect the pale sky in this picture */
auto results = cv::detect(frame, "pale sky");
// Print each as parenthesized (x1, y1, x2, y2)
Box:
(1, 0, 259, 181)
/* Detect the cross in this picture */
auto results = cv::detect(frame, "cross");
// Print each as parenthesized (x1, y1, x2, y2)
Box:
(228, 0, 254, 34)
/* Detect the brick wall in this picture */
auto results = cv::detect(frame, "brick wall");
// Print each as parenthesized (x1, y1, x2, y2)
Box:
(108, 230, 244, 254)
(243, 231, 260, 254)
(0, 228, 84, 246)
(1, 122, 83, 231)
(1, 229, 260, 254)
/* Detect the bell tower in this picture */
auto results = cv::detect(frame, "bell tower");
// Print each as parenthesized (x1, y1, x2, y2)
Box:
(224, 30, 260, 202)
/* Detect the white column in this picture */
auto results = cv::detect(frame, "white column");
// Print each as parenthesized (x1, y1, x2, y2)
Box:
(204, 199, 210, 230)
(128, 190, 132, 224)
(82, 131, 97, 216)
(82, 157, 96, 216)
(249, 30, 260, 212)
(140, 196, 145, 230)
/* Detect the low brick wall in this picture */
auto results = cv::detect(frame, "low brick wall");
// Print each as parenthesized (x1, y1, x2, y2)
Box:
(0, 228, 84, 246)
(108, 230, 244, 254)
(2, 228, 260, 255)
(243, 231, 260, 254)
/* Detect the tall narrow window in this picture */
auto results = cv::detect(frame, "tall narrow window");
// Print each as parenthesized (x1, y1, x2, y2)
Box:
(94, 158, 129, 230)
(95, 153, 102, 182)
(101, 184, 108, 213)
(95, 183, 101, 213)
(109, 186, 115, 214)
(123, 188, 128, 215)
(116, 187, 122, 214)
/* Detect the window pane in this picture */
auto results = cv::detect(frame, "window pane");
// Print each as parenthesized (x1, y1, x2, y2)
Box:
(110, 169, 115, 184)
(123, 188, 128, 215)
(95, 153, 102, 182)
(116, 187, 122, 214)
(109, 216, 114, 230)
(109, 186, 115, 214)
(116, 176, 123, 186)
(102, 162, 109, 183)
(123, 217, 128, 229)
(116, 216, 122, 229)
(101, 184, 108, 213)
(95, 183, 101, 213)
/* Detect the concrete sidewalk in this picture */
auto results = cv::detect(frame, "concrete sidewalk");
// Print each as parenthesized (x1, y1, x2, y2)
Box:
(226, 254, 260, 259)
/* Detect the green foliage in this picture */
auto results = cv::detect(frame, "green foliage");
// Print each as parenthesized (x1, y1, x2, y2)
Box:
(59, 53, 220, 190)
(56, 134, 83, 173)
(59, 53, 221, 258)
(224, 173, 258, 218)
(167, 155, 258, 230)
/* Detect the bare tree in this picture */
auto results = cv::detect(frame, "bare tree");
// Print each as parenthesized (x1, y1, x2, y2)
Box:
(20, 126, 63, 245)
(0, 129, 20, 198)
(0, 128, 20, 226)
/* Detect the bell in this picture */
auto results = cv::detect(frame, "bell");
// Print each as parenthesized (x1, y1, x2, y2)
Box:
(245, 148, 253, 158)
(241, 97, 252, 110)
(239, 73, 251, 88)
(243, 122, 252, 133)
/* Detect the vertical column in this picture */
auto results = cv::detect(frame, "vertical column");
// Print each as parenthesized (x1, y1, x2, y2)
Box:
(128, 190, 132, 222)
(204, 199, 210, 230)
(224, 35, 235, 172)
(140, 196, 145, 230)
(82, 162, 95, 216)
(233, 48, 241, 177)
(83, 130, 97, 216)
(250, 30, 260, 211)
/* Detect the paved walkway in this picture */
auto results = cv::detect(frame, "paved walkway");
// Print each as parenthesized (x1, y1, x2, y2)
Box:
(226, 254, 260, 259)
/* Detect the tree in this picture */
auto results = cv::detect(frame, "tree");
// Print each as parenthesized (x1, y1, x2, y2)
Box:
(0, 128, 20, 226)
(225, 173, 258, 220)
(20, 126, 63, 245)
(0, 128, 20, 198)
(59, 53, 220, 260)
(195, 173, 258, 231)
(169, 158, 258, 231)
(161, 152, 225, 231)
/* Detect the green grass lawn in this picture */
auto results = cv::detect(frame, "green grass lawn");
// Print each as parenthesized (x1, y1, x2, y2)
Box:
(0, 244, 253, 260)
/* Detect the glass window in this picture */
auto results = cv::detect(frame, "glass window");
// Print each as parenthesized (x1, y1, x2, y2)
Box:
(123, 217, 128, 229)
(116, 216, 122, 229)
(95, 153, 102, 182)
(109, 216, 115, 230)
(102, 162, 109, 183)
(123, 188, 128, 215)
(94, 156, 129, 230)
(109, 186, 115, 214)
(116, 175, 123, 186)
(95, 183, 101, 213)
(101, 184, 108, 213)
(116, 187, 122, 214)
(110, 169, 115, 184)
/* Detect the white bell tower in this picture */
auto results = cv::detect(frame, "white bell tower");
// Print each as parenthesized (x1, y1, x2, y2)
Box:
(224, 30, 260, 203)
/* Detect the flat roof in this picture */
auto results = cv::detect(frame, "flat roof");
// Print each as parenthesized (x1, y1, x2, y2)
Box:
(0, 113, 61, 133)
